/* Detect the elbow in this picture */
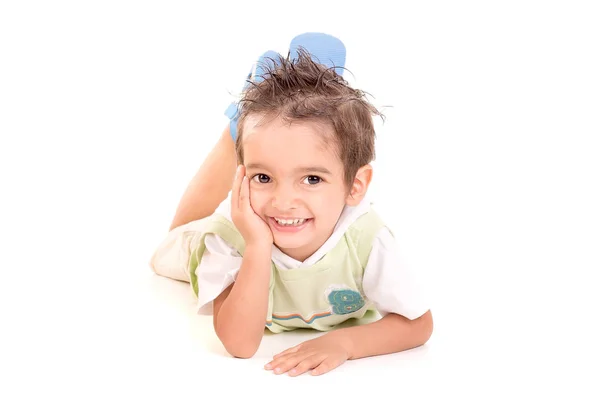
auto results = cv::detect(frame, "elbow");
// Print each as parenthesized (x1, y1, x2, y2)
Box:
(418, 309, 434, 345)
(222, 337, 260, 359)
(216, 328, 261, 359)
(227, 346, 259, 359)
(213, 306, 263, 359)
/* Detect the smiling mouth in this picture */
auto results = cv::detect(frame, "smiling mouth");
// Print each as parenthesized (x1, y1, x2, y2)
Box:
(272, 217, 309, 227)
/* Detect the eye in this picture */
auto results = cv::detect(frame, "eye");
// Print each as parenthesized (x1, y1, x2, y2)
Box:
(252, 174, 271, 184)
(303, 175, 322, 185)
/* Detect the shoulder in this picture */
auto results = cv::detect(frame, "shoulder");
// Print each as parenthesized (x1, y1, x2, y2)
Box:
(335, 195, 378, 234)
(214, 191, 233, 221)
(338, 200, 396, 266)
(204, 232, 242, 257)
(345, 202, 390, 242)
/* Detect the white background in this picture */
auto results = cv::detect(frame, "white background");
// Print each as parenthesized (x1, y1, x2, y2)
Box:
(1, 1, 599, 398)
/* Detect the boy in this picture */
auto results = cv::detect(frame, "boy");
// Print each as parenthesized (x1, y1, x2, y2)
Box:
(150, 38, 433, 377)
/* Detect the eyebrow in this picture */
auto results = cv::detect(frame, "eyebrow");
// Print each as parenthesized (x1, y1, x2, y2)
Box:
(245, 163, 332, 175)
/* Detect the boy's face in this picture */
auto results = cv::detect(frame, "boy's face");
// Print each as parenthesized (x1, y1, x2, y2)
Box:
(241, 115, 350, 262)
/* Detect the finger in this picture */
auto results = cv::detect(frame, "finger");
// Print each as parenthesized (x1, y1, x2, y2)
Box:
(231, 165, 244, 212)
(265, 352, 296, 371)
(273, 344, 301, 359)
(268, 351, 317, 375)
(288, 354, 328, 377)
(265, 345, 300, 370)
(310, 356, 346, 376)
(239, 173, 250, 211)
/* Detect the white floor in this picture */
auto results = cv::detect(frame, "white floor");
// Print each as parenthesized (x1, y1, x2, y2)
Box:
(2, 2, 600, 398)
(3, 244, 597, 398)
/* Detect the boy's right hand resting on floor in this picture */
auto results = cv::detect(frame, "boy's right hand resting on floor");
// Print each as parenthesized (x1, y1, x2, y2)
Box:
(211, 164, 273, 359)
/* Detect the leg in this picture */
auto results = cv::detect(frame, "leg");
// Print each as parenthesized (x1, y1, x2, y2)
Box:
(168, 124, 237, 231)
(168, 50, 282, 231)
(152, 125, 235, 281)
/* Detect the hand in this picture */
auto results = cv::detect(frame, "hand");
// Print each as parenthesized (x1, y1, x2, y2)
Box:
(264, 332, 352, 377)
(231, 165, 273, 248)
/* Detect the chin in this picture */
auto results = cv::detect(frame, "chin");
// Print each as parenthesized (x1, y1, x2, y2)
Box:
(273, 238, 304, 250)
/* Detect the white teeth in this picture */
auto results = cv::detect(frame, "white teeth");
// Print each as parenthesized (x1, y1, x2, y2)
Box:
(274, 218, 306, 226)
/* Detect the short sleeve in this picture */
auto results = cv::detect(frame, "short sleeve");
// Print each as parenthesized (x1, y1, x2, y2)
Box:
(362, 227, 430, 320)
(195, 233, 243, 315)
(149, 219, 207, 283)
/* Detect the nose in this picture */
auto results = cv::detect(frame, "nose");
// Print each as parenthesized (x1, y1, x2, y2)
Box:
(271, 183, 298, 211)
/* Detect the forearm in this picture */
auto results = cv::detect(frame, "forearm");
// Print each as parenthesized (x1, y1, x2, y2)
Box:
(214, 244, 272, 358)
(333, 310, 433, 360)
(169, 126, 237, 231)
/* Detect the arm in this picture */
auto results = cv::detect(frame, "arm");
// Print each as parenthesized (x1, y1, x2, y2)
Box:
(212, 165, 274, 358)
(329, 310, 433, 360)
(346, 226, 433, 357)
(265, 228, 433, 376)
(169, 125, 237, 231)
(265, 310, 433, 376)
(212, 244, 272, 358)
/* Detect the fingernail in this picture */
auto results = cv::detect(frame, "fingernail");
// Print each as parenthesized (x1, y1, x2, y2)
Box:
(264, 363, 272, 370)
(289, 369, 297, 376)
(274, 367, 282, 374)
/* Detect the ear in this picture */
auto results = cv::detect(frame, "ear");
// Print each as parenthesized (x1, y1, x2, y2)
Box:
(345, 164, 373, 206)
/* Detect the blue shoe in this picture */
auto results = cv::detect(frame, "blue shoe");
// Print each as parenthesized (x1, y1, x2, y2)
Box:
(289, 32, 346, 76)
(224, 50, 280, 141)
(225, 33, 347, 140)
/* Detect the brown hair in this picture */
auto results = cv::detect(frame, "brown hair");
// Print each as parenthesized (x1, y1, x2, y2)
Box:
(235, 48, 384, 190)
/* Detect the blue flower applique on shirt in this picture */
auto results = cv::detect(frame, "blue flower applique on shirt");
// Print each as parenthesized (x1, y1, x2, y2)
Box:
(327, 289, 365, 315)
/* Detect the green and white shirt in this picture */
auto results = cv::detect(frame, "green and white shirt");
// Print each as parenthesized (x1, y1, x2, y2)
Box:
(150, 194, 429, 333)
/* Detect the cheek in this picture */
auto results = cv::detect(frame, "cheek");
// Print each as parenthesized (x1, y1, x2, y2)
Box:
(249, 188, 269, 211)
(309, 189, 346, 216)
